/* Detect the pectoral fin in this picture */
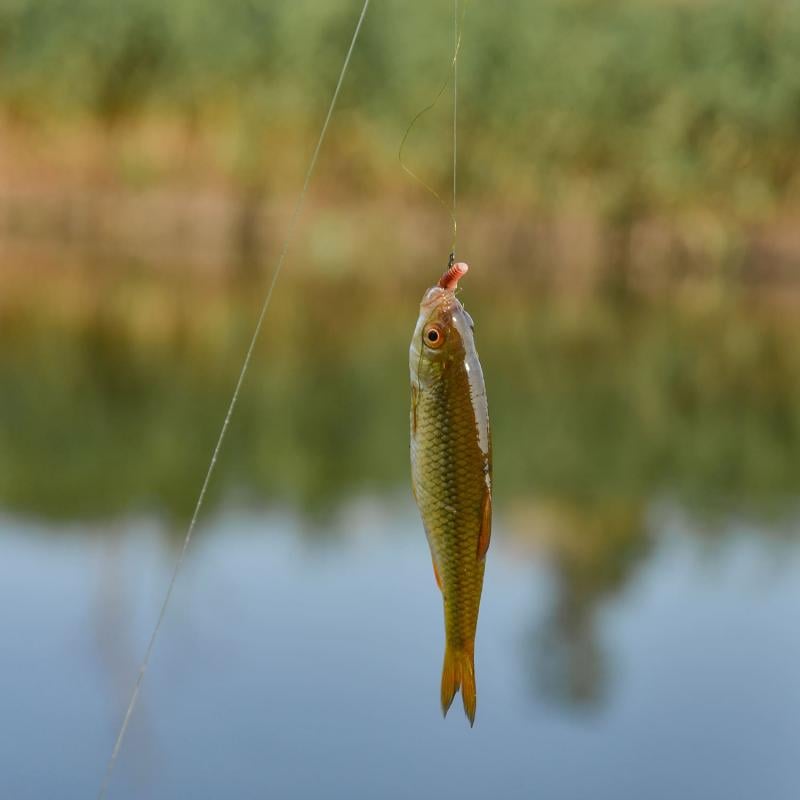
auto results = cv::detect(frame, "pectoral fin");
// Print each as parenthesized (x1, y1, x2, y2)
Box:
(477, 490, 492, 559)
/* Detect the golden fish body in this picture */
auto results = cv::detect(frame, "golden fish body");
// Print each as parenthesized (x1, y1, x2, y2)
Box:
(409, 263, 491, 726)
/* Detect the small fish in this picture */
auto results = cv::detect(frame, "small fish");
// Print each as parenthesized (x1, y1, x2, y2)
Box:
(410, 261, 492, 726)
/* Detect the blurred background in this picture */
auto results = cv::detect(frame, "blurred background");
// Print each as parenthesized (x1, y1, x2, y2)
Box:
(2, 1, 800, 798)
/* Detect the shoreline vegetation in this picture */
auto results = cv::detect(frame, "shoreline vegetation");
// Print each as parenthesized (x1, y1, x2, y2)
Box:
(1, 0, 800, 289)
(5, 272, 800, 526)
(4, 0, 800, 530)
(4, 1, 800, 560)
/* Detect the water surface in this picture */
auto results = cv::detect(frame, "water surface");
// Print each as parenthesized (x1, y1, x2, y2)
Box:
(3, 501, 799, 800)
(3, 284, 800, 798)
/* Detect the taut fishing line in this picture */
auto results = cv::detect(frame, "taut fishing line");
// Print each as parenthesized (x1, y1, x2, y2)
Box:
(399, 0, 466, 260)
(95, 1, 371, 797)
(452, 0, 459, 252)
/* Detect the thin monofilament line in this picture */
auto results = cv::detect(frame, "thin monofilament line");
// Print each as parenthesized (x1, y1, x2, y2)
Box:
(95, 1, 371, 797)
(397, 0, 466, 258)
(452, 0, 458, 257)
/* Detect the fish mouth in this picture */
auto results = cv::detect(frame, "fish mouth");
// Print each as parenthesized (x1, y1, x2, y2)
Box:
(420, 289, 464, 322)
(421, 286, 447, 308)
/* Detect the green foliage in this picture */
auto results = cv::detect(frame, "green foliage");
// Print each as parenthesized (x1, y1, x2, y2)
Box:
(1, 0, 800, 216)
(4, 278, 800, 529)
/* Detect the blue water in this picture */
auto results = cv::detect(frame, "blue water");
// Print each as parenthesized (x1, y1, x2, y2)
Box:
(2, 503, 800, 800)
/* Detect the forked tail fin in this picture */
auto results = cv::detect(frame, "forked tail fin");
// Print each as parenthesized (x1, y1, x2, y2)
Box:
(441, 643, 477, 726)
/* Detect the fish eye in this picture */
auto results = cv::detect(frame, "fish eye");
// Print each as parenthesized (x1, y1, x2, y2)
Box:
(423, 324, 445, 349)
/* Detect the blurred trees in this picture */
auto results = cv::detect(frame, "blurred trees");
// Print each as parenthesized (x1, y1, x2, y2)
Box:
(0, 0, 799, 222)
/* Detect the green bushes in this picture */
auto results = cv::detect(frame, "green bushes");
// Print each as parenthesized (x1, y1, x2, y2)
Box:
(1, 0, 799, 217)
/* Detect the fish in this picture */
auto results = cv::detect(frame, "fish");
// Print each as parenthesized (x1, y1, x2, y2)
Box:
(409, 260, 492, 726)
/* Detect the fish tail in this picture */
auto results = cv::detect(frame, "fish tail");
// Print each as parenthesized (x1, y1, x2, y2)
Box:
(440, 642, 477, 726)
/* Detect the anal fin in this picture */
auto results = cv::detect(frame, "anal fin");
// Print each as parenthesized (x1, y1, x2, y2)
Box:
(432, 555, 443, 591)
(477, 491, 492, 559)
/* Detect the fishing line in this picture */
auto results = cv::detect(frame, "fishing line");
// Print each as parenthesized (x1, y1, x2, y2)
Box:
(452, 0, 458, 250)
(95, 1, 371, 797)
(398, 0, 467, 260)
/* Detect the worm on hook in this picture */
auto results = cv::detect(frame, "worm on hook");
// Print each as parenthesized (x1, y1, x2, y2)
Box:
(438, 261, 469, 290)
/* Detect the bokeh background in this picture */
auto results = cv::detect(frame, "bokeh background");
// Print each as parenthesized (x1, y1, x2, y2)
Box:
(3, 1, 800, 798)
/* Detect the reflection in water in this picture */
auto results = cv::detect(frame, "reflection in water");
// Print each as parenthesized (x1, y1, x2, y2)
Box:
(513, 500, 650, 708)
(6, 278, 800, 526)
(3, 512, 800, 800)
(92, 527, 159, 796)
(4, 275, 800, 718)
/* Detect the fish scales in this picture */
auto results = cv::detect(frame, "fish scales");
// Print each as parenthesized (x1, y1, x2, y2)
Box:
(415, 360, 486, 642)
(410, 262, 491, 726)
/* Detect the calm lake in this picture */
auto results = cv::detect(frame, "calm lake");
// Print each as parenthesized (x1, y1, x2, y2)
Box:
(2, 278, 800, 799)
